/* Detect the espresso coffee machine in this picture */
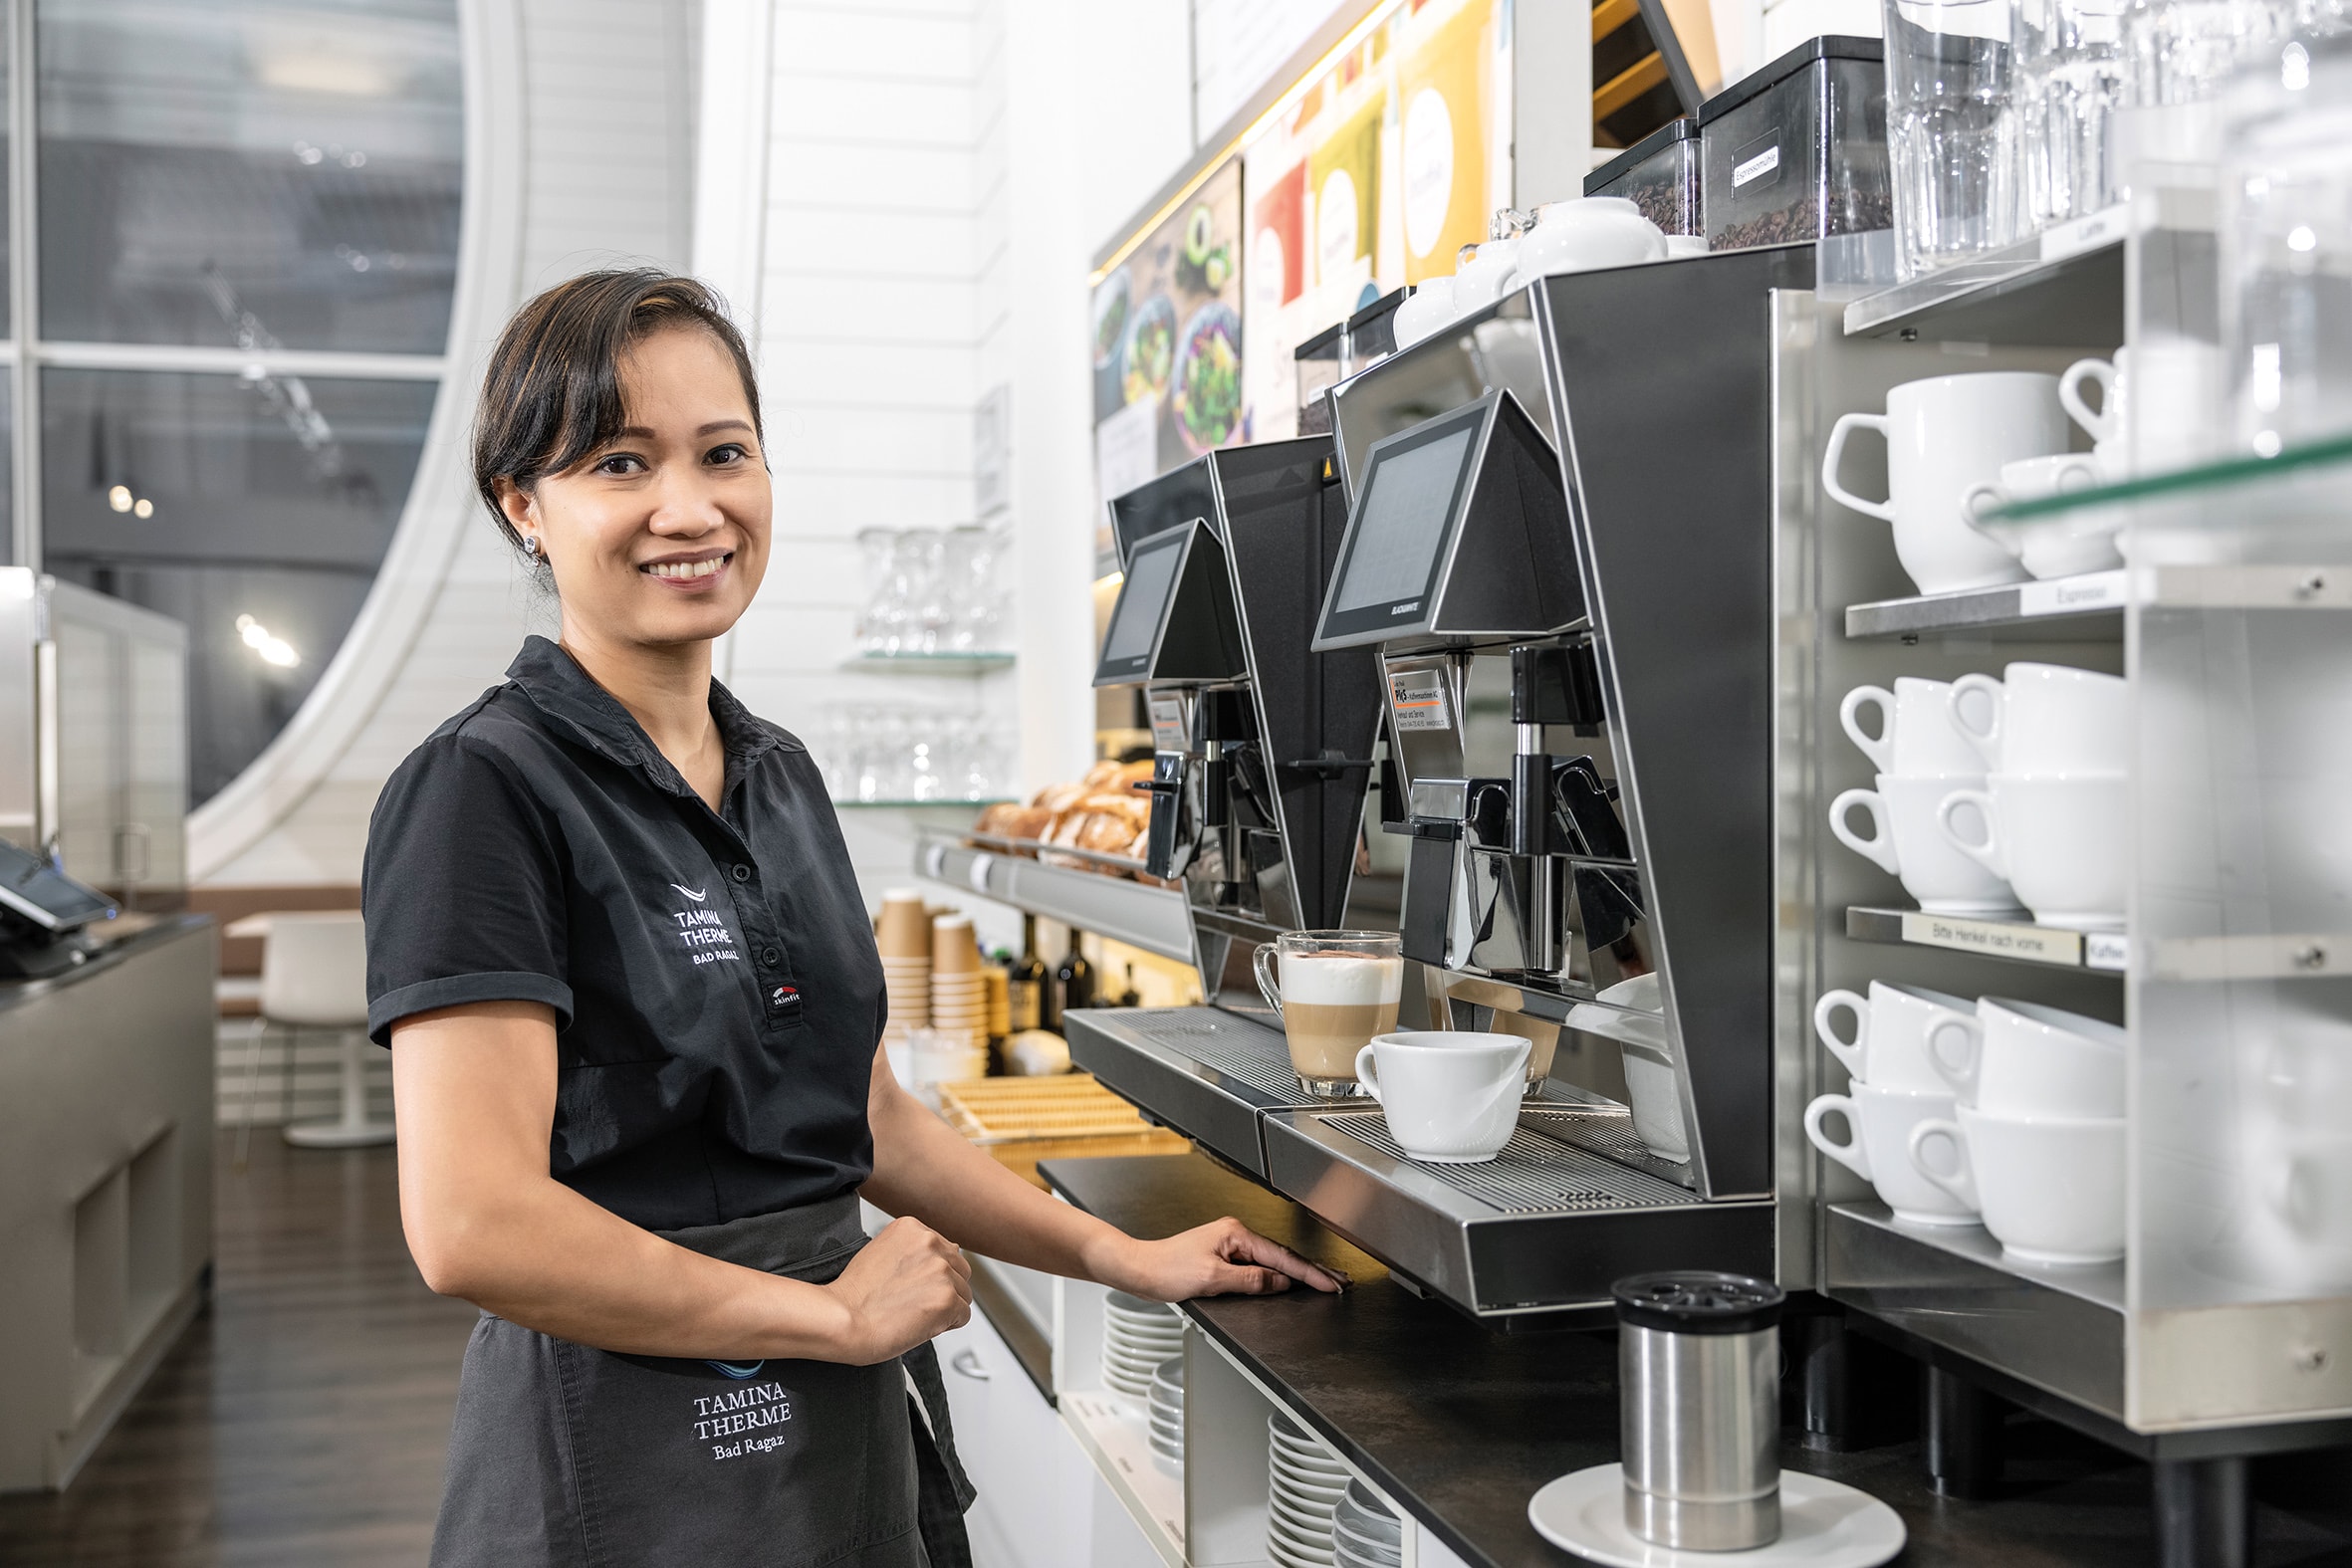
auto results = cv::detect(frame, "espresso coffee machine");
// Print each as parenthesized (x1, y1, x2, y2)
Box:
(1076, 249, 1815, 1322)
(1071, 438, 1393, 1171)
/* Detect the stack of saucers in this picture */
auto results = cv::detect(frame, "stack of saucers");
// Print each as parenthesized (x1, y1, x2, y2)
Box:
(1147, 1355, 1184, 1476)
(1268, 1411, 1349, 1566)
(1102, 1290, 1185, 1399)
(1332, 1479, 1401, 1568)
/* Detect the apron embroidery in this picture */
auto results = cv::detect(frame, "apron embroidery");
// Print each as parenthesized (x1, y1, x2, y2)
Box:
(694, 1380, 794, 1457)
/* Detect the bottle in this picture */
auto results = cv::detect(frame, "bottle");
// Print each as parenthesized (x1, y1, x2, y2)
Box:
(1049, 928, 1094, 1029)
(1115, 964, 1142, 1008)
(1008, 915, 1046, 1033)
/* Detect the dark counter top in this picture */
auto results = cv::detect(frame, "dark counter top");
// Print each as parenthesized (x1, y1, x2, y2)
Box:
(1044, 1152, 2352, 1568)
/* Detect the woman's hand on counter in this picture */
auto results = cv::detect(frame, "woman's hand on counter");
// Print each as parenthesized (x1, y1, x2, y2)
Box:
(1094, 1217, 1347, 1302)
(823, 1216, 974, 1364)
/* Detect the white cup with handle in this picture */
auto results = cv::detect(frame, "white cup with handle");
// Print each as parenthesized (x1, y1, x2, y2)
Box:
(1946, 662, 2129, 776)
(1830, 776, 2020, 914)
(1804, 1083, 1981, 1226)
(1936, 775, 2128, 929)
(2062, 344, 2221, 478)
(1821, 371, 2066, 595)
(1909, 1107, 2126, 1266)
(1812, 980, 1978, 1092)
(1354, 1031, 1531, 1163)
(1960, 452, 2123, 578)
(1921, 996, 2125, 1117)
(1838, 678, 1993, 776)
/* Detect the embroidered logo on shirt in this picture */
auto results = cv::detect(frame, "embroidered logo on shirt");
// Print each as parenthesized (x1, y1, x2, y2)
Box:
(672, 883, 708, 902)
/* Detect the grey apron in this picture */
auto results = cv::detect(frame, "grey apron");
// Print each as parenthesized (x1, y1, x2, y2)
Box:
(429, 1197, 975, 1568)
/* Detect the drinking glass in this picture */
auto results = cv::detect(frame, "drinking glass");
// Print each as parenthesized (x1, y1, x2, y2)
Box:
(2018, 0, 2128, 229)
(855, 528, 897, 654)
(1884, 0, 2023, 279)
(2117, 0, 2293, 167)
(1250, 930, 1405, 1097)
(2221, 37, 2352, 456)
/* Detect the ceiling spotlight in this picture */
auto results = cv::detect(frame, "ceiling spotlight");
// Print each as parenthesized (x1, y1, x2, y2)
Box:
(132, 498, 153, 519)
(108, 485, 132, 513)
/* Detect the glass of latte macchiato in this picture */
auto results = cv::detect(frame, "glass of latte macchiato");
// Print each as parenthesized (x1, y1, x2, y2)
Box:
(1252, 930, 1404, 1096)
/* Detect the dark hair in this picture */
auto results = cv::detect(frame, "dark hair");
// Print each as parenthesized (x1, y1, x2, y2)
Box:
(471, 269, 763, 558)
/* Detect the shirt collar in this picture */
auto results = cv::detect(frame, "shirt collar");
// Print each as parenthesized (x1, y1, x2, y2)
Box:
(505, 635, 796, 795)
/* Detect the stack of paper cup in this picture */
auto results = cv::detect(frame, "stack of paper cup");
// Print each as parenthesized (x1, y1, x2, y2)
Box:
(930, 914, 987, 1052)
(877, 889, 931, 1035)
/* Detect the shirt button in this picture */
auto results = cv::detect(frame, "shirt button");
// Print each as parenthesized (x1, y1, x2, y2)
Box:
(731, 863, 753, 883)
(760, 946, 782, 967)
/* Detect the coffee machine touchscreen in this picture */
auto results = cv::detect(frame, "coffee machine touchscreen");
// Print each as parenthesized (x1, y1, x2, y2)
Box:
(1316, 401, 1485, 646)
(1094, 528, 1185, 680)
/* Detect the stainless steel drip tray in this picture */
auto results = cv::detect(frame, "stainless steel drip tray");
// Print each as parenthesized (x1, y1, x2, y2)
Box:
(1064, 1006, 1354, 1177)
(1262, 1107, 1774, 1320)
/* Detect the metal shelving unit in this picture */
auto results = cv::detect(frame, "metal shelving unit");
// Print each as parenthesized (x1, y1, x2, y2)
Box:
(1842, 569, 2128, 641)
(917, 831, 1194, 963)
(1845, 905, 2128, 972)
(1841, 208, 2126, 344)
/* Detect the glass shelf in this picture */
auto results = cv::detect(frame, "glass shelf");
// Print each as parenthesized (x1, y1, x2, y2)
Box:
(830, 797, 1014, 809)
(1976, 432, 2352, 527)
(1846, 905, 2128, 972)
(838, 652, 1016, 674)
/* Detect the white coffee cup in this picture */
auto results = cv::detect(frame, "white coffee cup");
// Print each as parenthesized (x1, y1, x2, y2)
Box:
(1946, 662, 2129, 776)
(1812, 980, 1979, 1093)
(1392, 277, 1458, 350)
(1804, 1083, 1981, 1226)
(1909, 1107, 2126, 1266)
(1937, 775, 2127, 929)
(2062, 344, 2221, 477)
(1921, 996, 2125, 1117)
(1960, 452, 2123, 579)
(1838, 678, 1993, 776)
(1355, 1031, 1531, 1164)
(1821, 371, 2066, 595)
(1830, 775, 2020, 915)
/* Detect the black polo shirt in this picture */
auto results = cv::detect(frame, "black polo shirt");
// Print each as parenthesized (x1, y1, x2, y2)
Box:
(362, 635, 886, 1231)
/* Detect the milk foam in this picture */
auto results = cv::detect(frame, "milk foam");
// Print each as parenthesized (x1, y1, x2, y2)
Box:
(1280, 951, 1403, 1006)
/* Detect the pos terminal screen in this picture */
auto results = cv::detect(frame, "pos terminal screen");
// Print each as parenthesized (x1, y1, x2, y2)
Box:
(0, 838, 116, 933)
(1100, 529, 1186, 666)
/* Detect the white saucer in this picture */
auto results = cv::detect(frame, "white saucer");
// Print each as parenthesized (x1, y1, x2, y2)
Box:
(1527, 1464, 1904, 1568)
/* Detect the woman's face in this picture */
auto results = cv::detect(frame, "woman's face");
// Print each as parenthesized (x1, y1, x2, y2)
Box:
(502, 325, 771, 653)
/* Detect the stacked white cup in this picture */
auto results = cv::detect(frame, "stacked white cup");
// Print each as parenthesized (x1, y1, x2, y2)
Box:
(1802, 982, 1982, 1227)
(1905, 997, 2128, 1266)
(1828, 678, 2020, 916)
(1934, 662, 2129, 930)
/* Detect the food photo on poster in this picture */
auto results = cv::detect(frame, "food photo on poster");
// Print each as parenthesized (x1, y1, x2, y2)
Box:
(1093, 156, 1245, 501)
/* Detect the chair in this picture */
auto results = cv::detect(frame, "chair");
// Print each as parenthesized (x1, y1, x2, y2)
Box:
(253, 912, 389, 1151)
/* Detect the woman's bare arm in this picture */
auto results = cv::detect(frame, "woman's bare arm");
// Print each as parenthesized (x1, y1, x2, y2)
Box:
(390, 1001, 971, 1363)
(859, 1048, 1341, 1299)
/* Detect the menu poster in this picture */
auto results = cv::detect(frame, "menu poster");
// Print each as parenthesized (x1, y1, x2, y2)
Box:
(1091, 155, 1246, 499)
(1241, 0, 1510, 443)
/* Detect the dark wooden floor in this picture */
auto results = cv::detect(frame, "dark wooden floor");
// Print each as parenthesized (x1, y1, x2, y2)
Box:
(0, 1137, 478, 1566)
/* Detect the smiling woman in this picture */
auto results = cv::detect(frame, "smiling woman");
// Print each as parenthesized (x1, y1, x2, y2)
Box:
(359, 272, 1340, 1567)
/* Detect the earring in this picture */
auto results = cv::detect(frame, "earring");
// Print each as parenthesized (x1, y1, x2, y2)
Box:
(522, 534, 541, 559)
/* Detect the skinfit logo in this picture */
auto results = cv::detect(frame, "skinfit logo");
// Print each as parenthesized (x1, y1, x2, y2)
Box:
(671, 883, 707, 902)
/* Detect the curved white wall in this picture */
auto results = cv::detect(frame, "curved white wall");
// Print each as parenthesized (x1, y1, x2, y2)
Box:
(194, 0, 700, 886)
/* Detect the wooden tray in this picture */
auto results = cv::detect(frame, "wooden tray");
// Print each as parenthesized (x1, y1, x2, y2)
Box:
(935, 1073, 1190, 1187)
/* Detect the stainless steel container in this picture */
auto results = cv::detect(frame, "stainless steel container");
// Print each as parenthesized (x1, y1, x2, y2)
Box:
(1614, 1271, 1785, 1550)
